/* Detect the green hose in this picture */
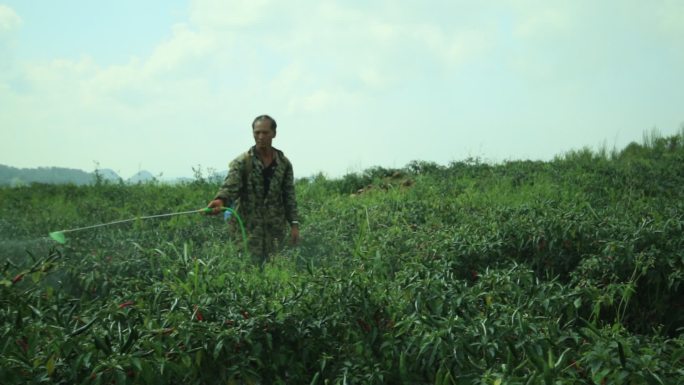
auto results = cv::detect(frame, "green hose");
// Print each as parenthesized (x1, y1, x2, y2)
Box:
(203, 207, 249, 256)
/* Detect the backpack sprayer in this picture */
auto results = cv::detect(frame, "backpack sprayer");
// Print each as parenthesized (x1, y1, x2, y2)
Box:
(48, 207, 248, 254)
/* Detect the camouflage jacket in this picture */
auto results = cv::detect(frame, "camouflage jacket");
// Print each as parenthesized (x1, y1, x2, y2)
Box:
(214, 146, 298, 255)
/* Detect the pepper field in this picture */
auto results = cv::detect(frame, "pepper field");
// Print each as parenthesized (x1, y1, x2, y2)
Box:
(1, 133, 683, 384)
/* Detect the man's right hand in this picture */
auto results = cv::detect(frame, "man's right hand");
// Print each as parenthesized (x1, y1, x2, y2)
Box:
(206, 199, 225, 215)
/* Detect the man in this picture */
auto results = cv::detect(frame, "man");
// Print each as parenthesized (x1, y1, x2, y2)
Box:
(206, 115, 299, 262)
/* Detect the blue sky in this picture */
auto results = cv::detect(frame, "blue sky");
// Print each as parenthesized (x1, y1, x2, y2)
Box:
(1, 1, 683, 179)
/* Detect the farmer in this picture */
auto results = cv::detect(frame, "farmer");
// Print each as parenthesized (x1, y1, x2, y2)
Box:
(206, 114, 299, 263)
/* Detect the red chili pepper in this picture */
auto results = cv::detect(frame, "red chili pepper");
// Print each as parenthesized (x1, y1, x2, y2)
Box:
(15, 337, 28, 353)
(12, 273, 24, 284)
(118, 301, 135, 309)
(373, 311, 382, 326)
(570, 360, 580, 371)
(194, 305, 204, 321)
(356, 318, 371, 333)
(538, 238, 547, 251)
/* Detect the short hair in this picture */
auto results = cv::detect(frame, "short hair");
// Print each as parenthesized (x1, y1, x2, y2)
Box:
(252, 115, 277, 133)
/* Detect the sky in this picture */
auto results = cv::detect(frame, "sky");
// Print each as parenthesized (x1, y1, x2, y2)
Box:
(1, 1, 683, 179)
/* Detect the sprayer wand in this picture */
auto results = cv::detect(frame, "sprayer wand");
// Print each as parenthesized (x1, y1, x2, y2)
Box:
(48, 207, 249, 255)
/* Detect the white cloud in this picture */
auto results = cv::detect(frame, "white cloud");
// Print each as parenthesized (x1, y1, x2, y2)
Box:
(0, 1, 508, 176)
(269, 63, 304, 93)
(410, 24, 491, 66)
(186, 1, 494, 84)
(286, 88, 363, 114)
(368, 21, 399, 43)
(0, 4, 21, 33)
(3, 1, 682, 178)
(142, 23, 215, 76)
(189, 0, 273, 28)
(656, 0, 684, 55)
(0, 4, 20, 72)
(513, 6, 572, 38)
(358, 67, 390, 89)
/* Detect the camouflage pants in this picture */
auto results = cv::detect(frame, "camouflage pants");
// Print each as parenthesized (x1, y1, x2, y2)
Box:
(230, 220, 287, 264)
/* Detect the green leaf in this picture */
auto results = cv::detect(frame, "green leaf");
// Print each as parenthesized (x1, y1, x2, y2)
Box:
(617, 341, 627, 368)
(31, 271, 43, 283)
(213, 339, 224, 359)
(649, 371, 665, 385)
(399, 351, 408, 380)
(115, 369, 127, 385)
(28, 304, 43, 318)
(309, 372, 320, 385)
(195, 349, 203, 366)
(131, 357, 142, 371)
(46, 355, 55, 376)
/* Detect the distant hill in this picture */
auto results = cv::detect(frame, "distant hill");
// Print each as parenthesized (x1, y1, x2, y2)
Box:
(0, 164, 170, 186)
(95, 168, 122, 182)
(0, 164, 94, 186)
(127, 170, 156, 184)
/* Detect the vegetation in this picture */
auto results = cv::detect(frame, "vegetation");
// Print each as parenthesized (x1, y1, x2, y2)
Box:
(1, 131, 683, 384)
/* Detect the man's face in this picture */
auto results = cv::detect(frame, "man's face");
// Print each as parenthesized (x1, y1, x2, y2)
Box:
(253, 119, 275, 149)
